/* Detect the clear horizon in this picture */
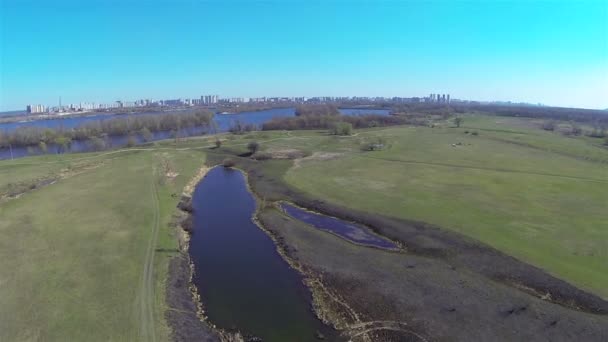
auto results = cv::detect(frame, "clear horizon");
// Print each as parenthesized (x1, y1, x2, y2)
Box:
(1, 0, 607, 111)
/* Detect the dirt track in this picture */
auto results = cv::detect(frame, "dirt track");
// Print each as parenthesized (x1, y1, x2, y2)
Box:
(139, 168, 161, 341)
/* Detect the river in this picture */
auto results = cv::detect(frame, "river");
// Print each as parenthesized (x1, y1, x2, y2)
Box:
(189, 167, 337, 341)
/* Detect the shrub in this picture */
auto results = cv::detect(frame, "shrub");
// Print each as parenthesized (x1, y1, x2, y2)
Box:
(588, 128, 606, 138)
(126, 135, 137, 147)
(471, 131, 479, 136)
(222, 158, 235, 168)
(247, 141, 260, 154)
(90, 136, 107, 151)
(542, 120, 556, 131)
(570, 122, 582, 136)
(140, 127, 153, 142)
(362, 137, 387, 151)
(331, 122, 353, 136)
(454, 117, 463, 127)
(214, 138, 222, 148)
(38, 141, 48, 153)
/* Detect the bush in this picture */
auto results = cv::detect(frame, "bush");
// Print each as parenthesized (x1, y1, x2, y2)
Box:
(222, 158, 235, 168)
(140, 127, 153, 142)
(362, 137, 387, 151)
(229, 120, 257, 134)
(126, 135, 137, 148)
(588, 128, 606, 138)
(214, 138, 222, 148)
(38, 141, 48, 153)
(247, 141, 260, 154)
(570, 123, 582, 136)
(542, 120, 556, 131)
(471, 131, 479, 136)
(331, 122, 353, 136)
(89, 136, 107, 151)
(454, 117, 463, 127)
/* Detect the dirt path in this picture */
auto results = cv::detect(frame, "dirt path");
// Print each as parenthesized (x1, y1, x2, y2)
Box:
(346, 321, 429, 341)
(139, 168, 161, 342)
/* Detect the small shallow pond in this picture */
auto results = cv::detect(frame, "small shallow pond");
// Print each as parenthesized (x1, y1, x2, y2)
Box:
(189, 167, 337, 341)
(280, 202, 399, 250)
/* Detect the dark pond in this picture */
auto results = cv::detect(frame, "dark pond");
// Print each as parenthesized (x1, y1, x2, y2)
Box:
(280, 202, 399, 250)
(189, 167, 337, 341)
(0, 107, 390, 160)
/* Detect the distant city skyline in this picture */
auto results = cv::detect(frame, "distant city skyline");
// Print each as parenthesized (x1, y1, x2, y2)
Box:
(22, 93, 460, 114)
(1, 0, 607, 111)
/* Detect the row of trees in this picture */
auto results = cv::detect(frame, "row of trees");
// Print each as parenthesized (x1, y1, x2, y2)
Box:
(294, 104, 340, 117)
(456, 103, 608, 125)
(0, 110, 214, 149)
(262, 113, 409, 131)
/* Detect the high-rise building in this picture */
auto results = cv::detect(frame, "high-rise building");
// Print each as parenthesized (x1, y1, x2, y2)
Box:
(26, 104, 46, 114)
(447, 94, 450, 103)
(201, 95, 219, 105)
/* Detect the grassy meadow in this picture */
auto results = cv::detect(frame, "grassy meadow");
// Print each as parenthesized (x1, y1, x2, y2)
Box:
(208, 117, 608, 298)
(1, 113, 606, 340)
(0, 145, 206, 341)
(274, 122, 608, 298)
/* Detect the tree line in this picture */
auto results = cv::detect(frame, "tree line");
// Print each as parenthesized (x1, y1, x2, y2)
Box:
(0, 110, 214, 149)
(261, 112, 410, 131)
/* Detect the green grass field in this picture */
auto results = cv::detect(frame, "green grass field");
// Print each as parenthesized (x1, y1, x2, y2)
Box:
(270, 121, 608, 298)
(190, 118, 608, 298)
(203, 117, 608, 299)
(1, 114, 606, 340)
(0, 145, 206, 341)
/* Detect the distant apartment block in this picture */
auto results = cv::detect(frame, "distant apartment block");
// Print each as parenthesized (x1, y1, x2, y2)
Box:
(426, 93, 450, 103)
(201, 95, 219, 105)
(26, 104, 46, 114)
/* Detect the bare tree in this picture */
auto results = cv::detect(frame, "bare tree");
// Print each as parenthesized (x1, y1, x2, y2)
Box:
(454, 117, 463, 128)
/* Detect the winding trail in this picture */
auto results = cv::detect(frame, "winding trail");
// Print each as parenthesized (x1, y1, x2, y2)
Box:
(139, 167, 160, 342)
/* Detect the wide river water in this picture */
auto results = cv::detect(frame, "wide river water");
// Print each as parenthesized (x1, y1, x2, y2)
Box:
(189, 167, 338, 341)
(0, 107, 389, 160)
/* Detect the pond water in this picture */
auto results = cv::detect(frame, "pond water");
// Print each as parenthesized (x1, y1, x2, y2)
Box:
(0, 107, 390, 160)
(280, 202, 399, 250)
(189, 167, 337, 341)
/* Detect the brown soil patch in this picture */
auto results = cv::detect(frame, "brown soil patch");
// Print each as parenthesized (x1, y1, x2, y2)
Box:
(265, 148, 307, 159)
(292, 152, 343, 169)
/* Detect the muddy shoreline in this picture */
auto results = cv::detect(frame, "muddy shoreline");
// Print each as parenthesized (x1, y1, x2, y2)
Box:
(225, 154, 607, 340)
(233, 154, 608, 314)
(165, 165, 222, 342)
(167, 165, 333, 342)
(166, 156, 608, 341)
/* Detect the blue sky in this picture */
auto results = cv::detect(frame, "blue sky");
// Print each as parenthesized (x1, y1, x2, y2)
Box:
(1, 0, 607, 111)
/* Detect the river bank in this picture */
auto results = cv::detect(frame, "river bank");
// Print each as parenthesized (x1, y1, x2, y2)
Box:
(169, 165, 339, 341)
(201, 144, 608, 341)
